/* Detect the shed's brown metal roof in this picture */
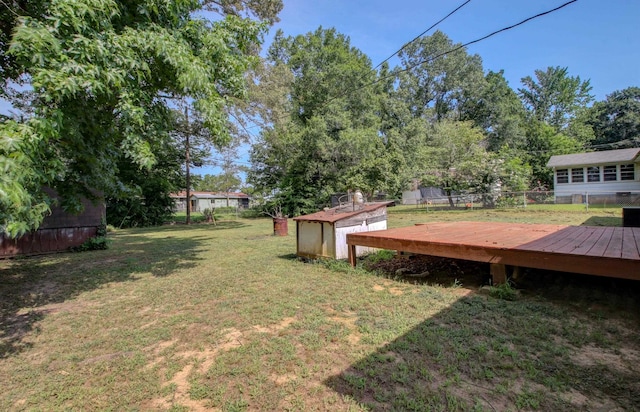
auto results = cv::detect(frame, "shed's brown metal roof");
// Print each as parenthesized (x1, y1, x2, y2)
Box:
(293, 202, 392, 223)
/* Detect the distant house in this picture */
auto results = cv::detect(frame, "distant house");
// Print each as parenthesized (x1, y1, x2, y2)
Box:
(170, 191, 250, 212)
(547, 148, 640, 203)
(293, 202, 392, 260)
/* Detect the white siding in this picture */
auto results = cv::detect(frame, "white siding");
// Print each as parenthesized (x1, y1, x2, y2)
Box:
(324, 222, 335, 258)
(195, 199, 213, 212)
(213, 198, 240, 208)
(555, 180, 640, 197)
(335, 220, 387, 260)
(554, 163, 640, 198)
(297, 221, 324, 257)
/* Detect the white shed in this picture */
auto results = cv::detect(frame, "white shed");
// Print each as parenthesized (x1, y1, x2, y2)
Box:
(547, 148, 640, 203)
(293, 202, 392, 260)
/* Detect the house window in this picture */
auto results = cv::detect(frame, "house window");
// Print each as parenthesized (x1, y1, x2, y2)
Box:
(571, 168, 584, 183)
(603, 165, 617, 181)
(587, 166, 601, 182)
(620, 164, 635, 181)
(556, 169, 569, 184)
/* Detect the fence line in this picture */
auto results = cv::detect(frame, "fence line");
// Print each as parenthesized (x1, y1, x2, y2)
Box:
(416, 190, 640, 210)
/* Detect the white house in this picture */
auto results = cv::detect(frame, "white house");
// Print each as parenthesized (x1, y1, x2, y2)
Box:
(170, 191, 250, 212)
(547, 148, 640, 204)
(293, 202, 392, 260)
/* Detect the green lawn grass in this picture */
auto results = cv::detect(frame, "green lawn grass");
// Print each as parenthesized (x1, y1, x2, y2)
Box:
(1, 208, 638, 411)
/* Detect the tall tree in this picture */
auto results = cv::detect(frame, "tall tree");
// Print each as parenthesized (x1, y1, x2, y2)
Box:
(248, 27, 398, 216)
(395, 30, 485, 121)
(420, 120, 490, 207)
(1, 0, 281, 236)
(518, 66, 594, 131)
(461, 70, 527, 151)
(589, 86, 640, 148)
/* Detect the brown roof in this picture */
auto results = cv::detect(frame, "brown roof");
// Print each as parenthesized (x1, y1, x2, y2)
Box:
(293, 202, 392, 223)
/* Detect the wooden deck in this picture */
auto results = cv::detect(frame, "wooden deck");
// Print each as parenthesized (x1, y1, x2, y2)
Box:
(346, 221, 640, 283)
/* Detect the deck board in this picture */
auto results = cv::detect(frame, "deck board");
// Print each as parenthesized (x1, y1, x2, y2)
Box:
(347, 222, 640, 281)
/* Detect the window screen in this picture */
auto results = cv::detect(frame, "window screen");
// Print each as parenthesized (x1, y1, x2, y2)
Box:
(556, 169, 569, 184)
(571, 168, 584, 183)
(603, 165, 617, 181)
(620, 164, 635, 181)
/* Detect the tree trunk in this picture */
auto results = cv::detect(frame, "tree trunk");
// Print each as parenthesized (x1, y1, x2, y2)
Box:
(446, 189, 455, 208)
(185, 106, 191, 225)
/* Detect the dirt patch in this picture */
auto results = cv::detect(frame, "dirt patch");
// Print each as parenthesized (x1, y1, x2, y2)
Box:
(253, 316, 296, 334)
(365, 254, 489, 288)
(572, 345, 640, 373)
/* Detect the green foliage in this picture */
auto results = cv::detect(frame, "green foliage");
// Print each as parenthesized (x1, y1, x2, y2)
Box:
(519, 66, 594, 132)
(489, 281, 518, 301)
(2, 0, 273, 232)
(462, 70, 527, 151)
(420, 120, 490, 205)
(70, 221, 110, 251)
(248, 27, 396, 216)
(363, 249, 396, 265)
(0, 121, 51, 237)
(524, 120, 583, 187)
(396, 30, 485, 121)
(70, 235, 111, 252)
(193, 173, 242, 192)
(106, 133, 181, 228)
(589, 87, 640, 148)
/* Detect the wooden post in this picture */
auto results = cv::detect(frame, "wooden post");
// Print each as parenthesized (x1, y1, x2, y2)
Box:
(490, 263, 507, 285)
(348, 244, 357, 267)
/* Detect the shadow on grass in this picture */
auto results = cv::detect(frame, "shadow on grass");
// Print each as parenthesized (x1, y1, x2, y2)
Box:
(325, 272, 640, 411)
(581, 216, 622, 226)
(0, 223, 236, 358)
(277, 253, 299, 261)
(158, 220, 248, 232)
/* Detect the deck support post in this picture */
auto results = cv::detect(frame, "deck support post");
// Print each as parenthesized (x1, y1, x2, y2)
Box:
(490, 264, 507, 285)
(348, 244, 357, 267)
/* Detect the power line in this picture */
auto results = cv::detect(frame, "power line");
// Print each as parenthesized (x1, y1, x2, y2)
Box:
(244, 0, 579, 135)
(364, 0, 579, 93)
(371, 0, 472, 72)
(241, 0, 473, 133)
(231, 0, 582, 170)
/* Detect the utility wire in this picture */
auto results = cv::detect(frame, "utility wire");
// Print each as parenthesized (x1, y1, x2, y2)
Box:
(244, 0, 579, 134)
(231, 0, 581, 168)
(371, 0, 472, 72)
(365, 0, 579, 92)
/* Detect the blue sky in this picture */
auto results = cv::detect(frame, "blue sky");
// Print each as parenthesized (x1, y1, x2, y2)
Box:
(268, 0, 638, 100)
(4, 1, 638, 179)
(196, 0, 640, 178)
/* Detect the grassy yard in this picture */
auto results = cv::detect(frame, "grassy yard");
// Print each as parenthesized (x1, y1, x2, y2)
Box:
(1, 207, 639, 411)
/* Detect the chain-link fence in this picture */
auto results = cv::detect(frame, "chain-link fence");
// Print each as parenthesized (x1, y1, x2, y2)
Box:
(416, 190, 640, 210)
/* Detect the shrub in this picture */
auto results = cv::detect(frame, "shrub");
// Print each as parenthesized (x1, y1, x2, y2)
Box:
(489, 281, 518, 301)
(70, 236, 111, 252)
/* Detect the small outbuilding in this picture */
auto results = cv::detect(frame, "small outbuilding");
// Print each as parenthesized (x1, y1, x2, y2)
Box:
(293, 202, 392, 260)
(0, 187, 105, 258)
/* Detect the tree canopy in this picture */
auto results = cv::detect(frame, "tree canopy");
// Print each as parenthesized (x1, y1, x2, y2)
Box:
(1, 0, 281, 236)
(589, 87, 640, 148)
(4, 8, 635, 227)
(248, 27, 402, 216)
